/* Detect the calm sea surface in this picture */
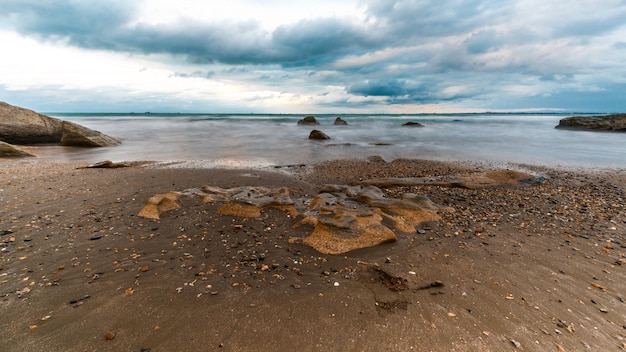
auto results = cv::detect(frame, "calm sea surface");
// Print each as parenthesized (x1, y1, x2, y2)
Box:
(38, 113, 624, 169)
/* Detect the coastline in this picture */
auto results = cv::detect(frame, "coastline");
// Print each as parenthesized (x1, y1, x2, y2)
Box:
(1, 158, 624, 351)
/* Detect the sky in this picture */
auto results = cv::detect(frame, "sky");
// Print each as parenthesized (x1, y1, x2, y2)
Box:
(1, 0, 626, 114)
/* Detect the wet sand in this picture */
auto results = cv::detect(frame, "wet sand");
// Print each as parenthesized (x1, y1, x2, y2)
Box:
(1, 158, 625, 351)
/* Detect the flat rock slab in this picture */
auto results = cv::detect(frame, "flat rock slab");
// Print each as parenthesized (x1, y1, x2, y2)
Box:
(138, 183, 451, 254)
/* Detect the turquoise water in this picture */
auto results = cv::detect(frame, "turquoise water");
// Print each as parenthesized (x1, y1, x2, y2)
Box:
(42, 113, 625, 169)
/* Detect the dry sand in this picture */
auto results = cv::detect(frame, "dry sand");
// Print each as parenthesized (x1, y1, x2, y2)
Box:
(1, 158, 625, 351)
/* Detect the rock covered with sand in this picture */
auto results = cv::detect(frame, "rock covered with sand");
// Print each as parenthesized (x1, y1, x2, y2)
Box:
(138, 183, 451, 254)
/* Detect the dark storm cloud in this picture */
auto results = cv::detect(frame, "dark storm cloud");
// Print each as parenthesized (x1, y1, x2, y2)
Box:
(348, 79, 417, 97)
(2, 0, 626, 111)
(360, 0, 512, 39)
(1, 1, 375, 65)
(2, 0, 138, 48)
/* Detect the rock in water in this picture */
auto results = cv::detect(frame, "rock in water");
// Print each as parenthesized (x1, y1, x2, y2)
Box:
(402, 121, 424, 127)
(297, 116, 319, 125)
(334, 117, 348, 125)
(0, 141, 34, 157)
(0, 101, 63, 144)
(0, 101, 121, 147)
(309, 130, 331, 140)
(556, 114, 626, 131)
(60, 121, 121, 147)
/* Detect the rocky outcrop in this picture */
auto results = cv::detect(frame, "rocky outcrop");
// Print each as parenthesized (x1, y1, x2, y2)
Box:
(556, 114, 626, 131)
(334, 117, 348, 125)
(402, 121, 424, 127)
(0, 141, 34, 157)
(138, 184, 451, 254)
(0, 101, 121, 147)
(0, 102, 63, 144)
(309, 130, 330, 140)
(60, 121, 121, 147)
(297, 116, 319, 125)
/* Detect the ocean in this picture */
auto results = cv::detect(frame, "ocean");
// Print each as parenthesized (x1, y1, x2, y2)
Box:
(39, 113, 625, 169)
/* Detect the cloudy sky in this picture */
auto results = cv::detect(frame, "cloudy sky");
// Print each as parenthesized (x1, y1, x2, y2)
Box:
(1, 0, 625, 113)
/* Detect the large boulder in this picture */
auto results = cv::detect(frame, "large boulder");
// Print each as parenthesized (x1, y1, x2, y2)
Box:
(60, 120, 121, 147)
(0, 141, 34, 157)
(0, 101, 63, 144)
(0, 101, 121, 147)
(556, 114, 626, 131)
(297, 116, 319, 125)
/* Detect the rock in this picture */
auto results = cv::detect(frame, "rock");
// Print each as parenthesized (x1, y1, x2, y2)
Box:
(334, 117, 348, 125)
(0, 101, 63, 144)
(309, 130, 331, 140)
(297, 116, 319, 125)
(556, 114, 626, 131)
(81, 160, 129, 168)
(137, 192, 182, 219)
(140, 183, 449, 254)
(367, 155, 386, 163)
(402, 121, 424, 127)
(0, 141, 34, 157)
(60, 121, 121, 147)
(0, 101, 120, 146)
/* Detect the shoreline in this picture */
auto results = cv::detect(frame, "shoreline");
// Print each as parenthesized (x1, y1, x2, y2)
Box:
(1, 158, 624, 351)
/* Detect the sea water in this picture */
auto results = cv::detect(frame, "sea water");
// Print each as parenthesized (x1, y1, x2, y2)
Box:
(41, 113, 625, 169)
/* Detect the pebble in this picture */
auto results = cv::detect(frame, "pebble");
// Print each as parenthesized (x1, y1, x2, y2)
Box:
(333, 282, 340, 287)
(510, 339, 521, 348)
(105, 331, 116, 340)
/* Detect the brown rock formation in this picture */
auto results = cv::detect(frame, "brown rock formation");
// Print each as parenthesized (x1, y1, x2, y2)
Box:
(60, 120, 121, 147)
(0, 101, 121, 147)
(556, 114, 626, 131)
(334, 117, 348, 125)
(297, 116, 319, 125)
(309, 130, 331, 140)
(0, 141, 34, 157)
(138, 183, 450, 254)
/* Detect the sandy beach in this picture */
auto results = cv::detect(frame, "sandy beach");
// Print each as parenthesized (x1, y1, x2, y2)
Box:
(1, 158, 624, 351)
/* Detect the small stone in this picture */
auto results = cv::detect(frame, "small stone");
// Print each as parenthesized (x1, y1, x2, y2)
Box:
(105, 331, 116, 340)
(138, 266, 149, 272)
(333, 282, 340, 287)
(447, 312, 456, 317)
(89, 235, 102, 240)
(510, 339, 521, 348)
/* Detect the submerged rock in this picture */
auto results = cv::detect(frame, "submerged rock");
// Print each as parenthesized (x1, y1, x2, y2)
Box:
(297, 116, 319, 125)
(334, 117, 348, 125)
(556, 114, 626, 131)
(402, 121, 424, 127)
(309, 130, 331, 140)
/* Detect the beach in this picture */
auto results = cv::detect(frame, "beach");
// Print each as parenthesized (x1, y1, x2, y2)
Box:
(1, 157, 624, 351)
